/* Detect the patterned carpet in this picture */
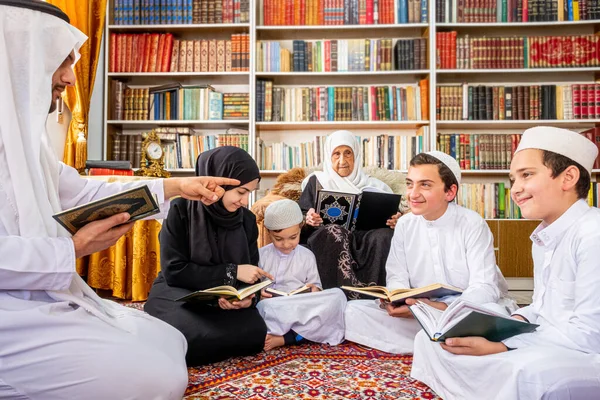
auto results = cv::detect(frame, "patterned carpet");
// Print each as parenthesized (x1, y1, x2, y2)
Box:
(183, 342, 439, 400)
(121, 302, 439, 399)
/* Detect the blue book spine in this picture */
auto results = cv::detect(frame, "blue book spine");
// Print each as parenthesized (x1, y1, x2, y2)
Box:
(134, 0, 140, 24)
(420, 0, 428, 23)
(328, 87, 335, 121)
(567, 0, 574, 20)
(160, 0, 167, 24)
(450, 134, 456, 159)
(186, 0, 193, 23)
(114, 0, 121, 24)
(398, 0, 408, 23)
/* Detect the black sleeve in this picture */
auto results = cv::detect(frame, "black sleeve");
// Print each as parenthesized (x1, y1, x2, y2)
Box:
(159, 198, 236, 291)
(298, 175, 317, 214)
(244, 209, 260, 266)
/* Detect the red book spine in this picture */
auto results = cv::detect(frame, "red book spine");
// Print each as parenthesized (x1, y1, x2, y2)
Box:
(110, 33, 117, 72)
(581, 84, 589, 119)
(162, 34, 173, 72)
(573, 84, 581, 119)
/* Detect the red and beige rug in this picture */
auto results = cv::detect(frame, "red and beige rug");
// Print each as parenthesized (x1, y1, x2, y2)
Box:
(183, 342, 439, 400)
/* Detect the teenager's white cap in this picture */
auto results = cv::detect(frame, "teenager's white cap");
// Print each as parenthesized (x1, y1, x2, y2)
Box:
(516, 127, 599, 174)
(264, 199, 304, 230)
(425, 151, 462, 185)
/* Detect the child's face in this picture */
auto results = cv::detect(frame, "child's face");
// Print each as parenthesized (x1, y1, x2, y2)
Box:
(269, 224, 301, 255)
(509, 149, 565, 224)
(222, 178, 259, 212)
(406, 164, 455, 221)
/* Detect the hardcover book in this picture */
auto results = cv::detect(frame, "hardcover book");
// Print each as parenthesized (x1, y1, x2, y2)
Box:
(52, 185, 160, 235)
(341, 283, 463, 306)
(176, 280, 273, 303)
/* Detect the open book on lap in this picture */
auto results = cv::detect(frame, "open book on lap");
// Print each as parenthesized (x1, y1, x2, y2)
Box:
(316, 188, 401, 231)
(341, 283, 463, 306)
(410, 299, 539, 342)
(265, 285, 311, 297)
(176, 280, 273, 303)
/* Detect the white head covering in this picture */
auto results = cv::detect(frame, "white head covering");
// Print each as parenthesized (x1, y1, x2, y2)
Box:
(425, 151, 462, 185)
(0, 3, 133, 328)
(264, 199, 303, 230)
(516, 126, 599, 174)
(300, 130, 392, 194)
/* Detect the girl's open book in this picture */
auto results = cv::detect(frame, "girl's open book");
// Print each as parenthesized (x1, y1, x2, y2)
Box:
(409, 299, 539, 342)
(341, 283, 463, 306)
(176, 280, 273, 303)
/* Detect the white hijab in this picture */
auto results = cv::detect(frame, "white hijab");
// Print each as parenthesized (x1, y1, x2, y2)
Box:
(0, 5, 136, 328)
(301, 130, 392, 194)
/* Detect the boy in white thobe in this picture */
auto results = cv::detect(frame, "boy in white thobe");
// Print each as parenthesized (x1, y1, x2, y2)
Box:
(344, 151, 515, 354)
(0, 3, 239, 398)
(257, 199, 347, 351)
(411, 127, 600, 400)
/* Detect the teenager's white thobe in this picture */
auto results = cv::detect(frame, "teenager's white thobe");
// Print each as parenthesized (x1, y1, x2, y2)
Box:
(257, 244, 346, 345)
(345, 202, 516, 354)
(411, 200, 600, 399)
(0, 165, 188, 400)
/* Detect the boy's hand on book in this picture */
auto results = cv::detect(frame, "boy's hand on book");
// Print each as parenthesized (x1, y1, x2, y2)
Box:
(405, 298, 448, 311)
(512, 314, 527, 322)
(237, 265, 274, 284)
(384, 302, 414, 318)
(386, 212, 402, 229)
(260, 289, 273, 298)
(164, 177, 241, 205)
(441, 337, 509, 356)
(72, 212, 134, 258)
(306, 208, 323, 227)
(218, 295, 254, 310)
(306, 283, 321, 292)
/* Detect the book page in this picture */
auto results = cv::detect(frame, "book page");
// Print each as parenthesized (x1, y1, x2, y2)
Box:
(238, 280, 273, 299)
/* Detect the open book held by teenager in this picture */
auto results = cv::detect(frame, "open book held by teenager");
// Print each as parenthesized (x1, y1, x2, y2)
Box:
(176, 280, 273, 303)
(265, 285, 311, 297)
(410, 299, 539, 342)
(341, 283, 463, 306)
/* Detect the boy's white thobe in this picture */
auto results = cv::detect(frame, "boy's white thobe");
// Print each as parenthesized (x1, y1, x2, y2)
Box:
(0, 165, 188, 400)
(411, 200, 600, 399)
(257, 243, 347, 345)
(345, 202, 516, 354)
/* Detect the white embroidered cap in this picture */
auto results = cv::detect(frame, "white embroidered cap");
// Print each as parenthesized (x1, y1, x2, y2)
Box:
(516, 126, 599, 174)
(425, 151, 462, 185)
(264, 199, 304, 231)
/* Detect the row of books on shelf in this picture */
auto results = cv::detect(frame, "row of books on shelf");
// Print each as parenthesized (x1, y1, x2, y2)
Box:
(436, 0, 600, 23)
(112, 0, 250, 25)
(255, 81, 429, 122)
(109, 128, 249, 170)
(256, 38, 427, 72)
(261, 0, 428, 25)
(437, 33, 600, 69)
(256, 130, 427, 170)
(109, 33, 250, 73)
(437, 83, 600, 121)
(438, 129, 600, 170)
(112, 81, 249, 120)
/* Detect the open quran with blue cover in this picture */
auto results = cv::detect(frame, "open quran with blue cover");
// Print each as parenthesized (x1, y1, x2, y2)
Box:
(315, 188, 401, 231)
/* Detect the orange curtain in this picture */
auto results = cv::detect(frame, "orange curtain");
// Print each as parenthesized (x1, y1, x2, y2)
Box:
(48, 0, 107, 168)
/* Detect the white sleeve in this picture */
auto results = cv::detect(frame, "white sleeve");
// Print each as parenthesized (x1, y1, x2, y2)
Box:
(458, 219, 501, 305)
(385, 221, 410, 289)
(304, 251, 322, 288)
(58, 163, 170, 219)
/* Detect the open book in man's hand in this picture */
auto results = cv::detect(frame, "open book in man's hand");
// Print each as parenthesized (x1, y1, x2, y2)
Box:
(265, 285, 312, 297)
(176, 280, 273, 303)
(341, 283, 463, 306)
(409, 299, 539, 342)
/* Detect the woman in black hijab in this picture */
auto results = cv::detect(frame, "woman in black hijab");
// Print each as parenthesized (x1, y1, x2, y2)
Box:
(145, 146, 273, 366)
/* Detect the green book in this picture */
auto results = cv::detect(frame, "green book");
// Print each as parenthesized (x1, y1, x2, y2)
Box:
(410, 299, 539, 343)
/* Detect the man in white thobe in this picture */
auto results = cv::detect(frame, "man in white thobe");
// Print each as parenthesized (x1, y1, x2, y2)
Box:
(0, 2, 238, 399)
(411, 127, 600, 399)
(344, 151, 515, 354)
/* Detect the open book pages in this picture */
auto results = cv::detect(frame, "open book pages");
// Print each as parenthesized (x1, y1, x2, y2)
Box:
(341, 283, 462, 305)
(265, 285, 311, 297)
(410, 299, 538, 342)
(176, 279, 273, 303)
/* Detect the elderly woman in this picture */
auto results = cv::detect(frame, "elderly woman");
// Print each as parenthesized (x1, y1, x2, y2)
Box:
(299, 130, 401, 293)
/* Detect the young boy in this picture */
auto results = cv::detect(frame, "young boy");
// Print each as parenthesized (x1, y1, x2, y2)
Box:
(344, 151, 515, 354)
(411, 127, 600, 399)
(257, 199, 347, 351)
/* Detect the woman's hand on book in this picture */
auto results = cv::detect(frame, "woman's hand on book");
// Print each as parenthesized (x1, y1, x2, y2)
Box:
(260, 289, 273, 298)
(218, 295, 254, 310)
(405, 298, 448, 311)
(237, 265, 274, 284)
(441, 337, 509, 356)
(164, 177, 241, 205)
(72, 212, 135, 258)
(386, 212, 402, 229)
(305, 208, 323, 227)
